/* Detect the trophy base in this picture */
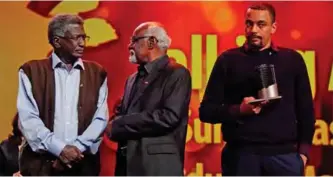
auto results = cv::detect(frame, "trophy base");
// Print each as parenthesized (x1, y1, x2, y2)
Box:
(248, 96, 282, 105)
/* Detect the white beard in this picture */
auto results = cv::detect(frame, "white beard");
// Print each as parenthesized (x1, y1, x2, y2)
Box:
(129, 50, 138, 64)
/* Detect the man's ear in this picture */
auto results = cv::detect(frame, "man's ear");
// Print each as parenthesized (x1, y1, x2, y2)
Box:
(53, 36, 61, 48)
(271, 22, 277, 34)
(147, 36, 156, 49)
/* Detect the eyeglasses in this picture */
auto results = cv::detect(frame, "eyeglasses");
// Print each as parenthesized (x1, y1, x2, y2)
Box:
(58, 35, 90, 42)
(130, 36, 158, 43)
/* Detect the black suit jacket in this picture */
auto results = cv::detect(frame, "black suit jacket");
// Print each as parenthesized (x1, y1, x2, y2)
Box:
(109, 55, 192, 175)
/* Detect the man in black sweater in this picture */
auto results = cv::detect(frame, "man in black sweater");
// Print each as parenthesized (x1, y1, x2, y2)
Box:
(199, 3, 315, 176)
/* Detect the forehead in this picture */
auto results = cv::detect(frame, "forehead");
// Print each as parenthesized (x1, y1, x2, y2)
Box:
(64, 24, 85, 36)
(246, 9, 272, 23)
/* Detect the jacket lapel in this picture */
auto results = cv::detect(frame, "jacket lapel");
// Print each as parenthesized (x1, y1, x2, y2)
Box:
(123, 73, 137, 112)
(129, 56, 169, 108)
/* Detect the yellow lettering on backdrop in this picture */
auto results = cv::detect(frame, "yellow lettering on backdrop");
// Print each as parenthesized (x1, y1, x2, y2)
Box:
(296, 50, 316, 99)
(312, 119, 329, 146)
(193, 118, 212, 144)
(206, 34, 218, 84)
(192, 35, 202, 90)
(167, 49, 187, 68)
(328, 62, 333, 91)
(188, 163, 222, 176)
(186, 117, 222, 144)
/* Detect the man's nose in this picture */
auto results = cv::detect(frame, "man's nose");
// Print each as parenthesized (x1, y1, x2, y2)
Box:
(78, 38, 85, 47)
(251, 24, 260, 33)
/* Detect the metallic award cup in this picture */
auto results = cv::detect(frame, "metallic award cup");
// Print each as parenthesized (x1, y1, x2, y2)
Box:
(249, 64, 282, 104)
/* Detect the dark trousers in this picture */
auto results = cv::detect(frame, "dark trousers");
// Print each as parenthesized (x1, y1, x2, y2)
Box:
(21, 148, 100, 176)
(114, 147, 127, 176)
(222, 145, 305, 176)
(51, 152, 100, 176)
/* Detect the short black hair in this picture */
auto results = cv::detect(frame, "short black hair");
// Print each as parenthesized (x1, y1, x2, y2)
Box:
(248, 3, 276, 23)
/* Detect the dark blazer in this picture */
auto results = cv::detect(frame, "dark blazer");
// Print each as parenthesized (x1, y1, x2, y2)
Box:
(109, 55, 192, 176)
(0, 139, 19, 176)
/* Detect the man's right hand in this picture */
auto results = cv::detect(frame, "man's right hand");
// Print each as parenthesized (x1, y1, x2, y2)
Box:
(59, 145, 84, 167)
(113, 98, 122, 116)
(240, 97, 267, 115)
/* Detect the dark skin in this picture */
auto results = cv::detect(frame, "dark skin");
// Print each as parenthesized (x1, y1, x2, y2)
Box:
(52, 23, 87, 69)
(127, 23, 166, 64)
(50, 23, 87, 170)
(245, 8, 276, 51)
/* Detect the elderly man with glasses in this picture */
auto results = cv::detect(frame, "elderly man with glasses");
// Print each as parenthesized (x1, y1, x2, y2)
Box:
(17, 14, 108, 176)
(107, 22, 192, 176)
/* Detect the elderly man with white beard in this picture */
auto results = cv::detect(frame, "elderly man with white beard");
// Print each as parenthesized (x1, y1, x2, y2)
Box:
(106, 22, 192, 176)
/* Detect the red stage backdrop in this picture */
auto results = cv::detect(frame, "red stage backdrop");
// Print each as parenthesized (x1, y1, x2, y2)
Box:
(0, 1, 332, 176)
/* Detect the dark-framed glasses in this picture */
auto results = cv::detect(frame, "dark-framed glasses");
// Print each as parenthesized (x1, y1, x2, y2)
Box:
(58, 35, 90, 42)
(130, 35, 157, 43)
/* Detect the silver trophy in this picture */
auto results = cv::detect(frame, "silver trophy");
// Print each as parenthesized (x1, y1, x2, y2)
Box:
(249, 64, 282, 104)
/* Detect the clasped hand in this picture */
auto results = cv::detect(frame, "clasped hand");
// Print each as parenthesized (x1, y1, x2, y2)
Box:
(52, 145, 84, 171)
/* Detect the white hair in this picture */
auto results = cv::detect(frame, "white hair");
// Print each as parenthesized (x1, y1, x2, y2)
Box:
(144, 24, 172, 51)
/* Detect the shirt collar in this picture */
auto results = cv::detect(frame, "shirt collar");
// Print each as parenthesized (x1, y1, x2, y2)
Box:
(51, 52, 85, 70)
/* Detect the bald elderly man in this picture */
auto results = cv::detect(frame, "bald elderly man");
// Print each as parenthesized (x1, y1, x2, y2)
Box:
(107, 22, 192, 176)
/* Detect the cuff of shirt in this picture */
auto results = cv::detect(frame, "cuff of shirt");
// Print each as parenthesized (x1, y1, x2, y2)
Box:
(73, 139, 87, 153)
(48, 139, 66, 157)
(299, 143, 311, 159)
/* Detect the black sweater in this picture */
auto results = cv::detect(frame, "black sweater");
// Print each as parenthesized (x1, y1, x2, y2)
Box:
(199, 44, 315, 158)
